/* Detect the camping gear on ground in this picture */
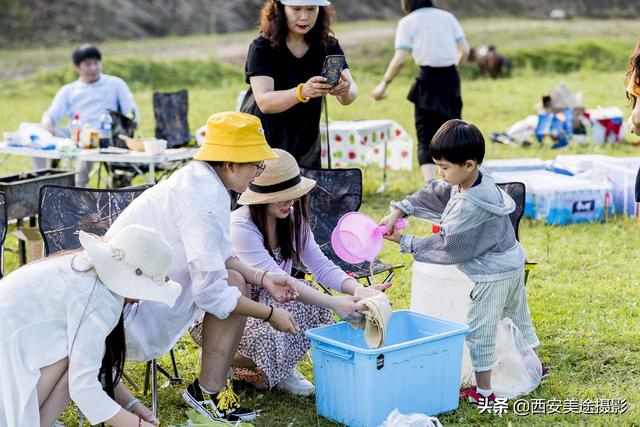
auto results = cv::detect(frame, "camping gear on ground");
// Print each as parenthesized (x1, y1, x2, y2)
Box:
(410, 262, 542, 398)
(331, 212, 407, 264)
(348, 286, 392, 349)
(306, 310, 468, 427)
(535, 108, 573, 148)
(490, 169, 613, 225)
(584, 107, 626, 144)
(549, 155, 640, 217)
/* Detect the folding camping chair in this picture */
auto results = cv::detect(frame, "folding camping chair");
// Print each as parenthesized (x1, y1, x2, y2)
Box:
(101, 90, 192, 187)
(0, 192, 6, 278)
(37, 184, 180, 418)
(497, 182, 537, 283)
(296, 167, 403, 293)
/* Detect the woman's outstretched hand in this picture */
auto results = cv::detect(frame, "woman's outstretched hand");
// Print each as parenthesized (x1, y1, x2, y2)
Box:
(262, 273, 299, 303)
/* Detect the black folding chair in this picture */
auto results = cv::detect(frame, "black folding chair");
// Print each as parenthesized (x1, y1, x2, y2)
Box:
(100, 90, 192, 188)
(153, 89, 192, 149)
(297, 167, 403, 292)
(0, 192, 7, 278)
(497, 182, 536, 283)
(37, 184, 180, 417)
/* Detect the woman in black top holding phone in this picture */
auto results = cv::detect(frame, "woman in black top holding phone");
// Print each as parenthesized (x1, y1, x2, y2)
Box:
(241, 0, 358, 168)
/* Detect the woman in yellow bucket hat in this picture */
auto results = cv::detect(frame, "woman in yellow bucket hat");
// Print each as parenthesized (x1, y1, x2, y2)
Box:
(105, 111, 301, 423)
(188, 149, 391, 397)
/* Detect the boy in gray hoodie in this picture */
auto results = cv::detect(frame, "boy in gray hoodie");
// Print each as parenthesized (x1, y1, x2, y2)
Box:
(381, 119, 543, 404)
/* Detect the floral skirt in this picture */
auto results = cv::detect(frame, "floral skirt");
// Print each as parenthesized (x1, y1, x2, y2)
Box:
(189, 280, 333, 389)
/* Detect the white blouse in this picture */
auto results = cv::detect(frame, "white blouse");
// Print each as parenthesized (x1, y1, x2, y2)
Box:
(106, 161, 240, 361)
(0, 254, 124, 426)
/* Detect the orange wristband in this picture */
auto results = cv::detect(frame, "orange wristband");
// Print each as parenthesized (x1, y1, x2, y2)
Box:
(296, 83, 310, 103)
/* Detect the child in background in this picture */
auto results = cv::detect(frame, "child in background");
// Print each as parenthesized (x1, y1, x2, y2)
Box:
(380, 119, 545, 403)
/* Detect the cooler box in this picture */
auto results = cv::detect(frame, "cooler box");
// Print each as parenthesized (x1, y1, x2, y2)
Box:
(491, 169, 613, 224)
(551, 154, 611, 175)
(306, 310, 469, 427)
(0, 169, 75, 219)
(593, 162, 638, 216)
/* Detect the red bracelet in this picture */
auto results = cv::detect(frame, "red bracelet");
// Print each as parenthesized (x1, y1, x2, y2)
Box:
(260, 270, 268, 287)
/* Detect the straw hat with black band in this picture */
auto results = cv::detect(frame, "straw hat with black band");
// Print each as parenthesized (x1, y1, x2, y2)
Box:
(238, 149, 316, 205)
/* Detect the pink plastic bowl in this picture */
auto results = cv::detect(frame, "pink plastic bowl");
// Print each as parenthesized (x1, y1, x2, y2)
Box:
(331, 212, 406, 264)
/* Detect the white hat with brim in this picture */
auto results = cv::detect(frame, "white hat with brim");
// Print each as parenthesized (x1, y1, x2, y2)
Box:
(279, 0, 331, 6)
(79, 225, 182, 308)
(238, 149, 316, 205)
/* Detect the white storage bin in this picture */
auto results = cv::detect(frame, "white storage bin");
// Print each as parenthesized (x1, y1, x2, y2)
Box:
(491, 169, 613, 225)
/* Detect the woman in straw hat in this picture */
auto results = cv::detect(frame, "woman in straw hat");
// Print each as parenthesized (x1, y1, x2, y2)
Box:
(106, 111, 300, 422)
(240, 0, 358, 167)
(225, 149, 390, 395)
(0, 225, 181, 427)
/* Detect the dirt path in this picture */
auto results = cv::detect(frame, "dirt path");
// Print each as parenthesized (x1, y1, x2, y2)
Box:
(0, 24, 398, 81)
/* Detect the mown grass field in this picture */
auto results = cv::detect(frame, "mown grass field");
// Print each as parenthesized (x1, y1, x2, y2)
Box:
(1, 18, 640, 426)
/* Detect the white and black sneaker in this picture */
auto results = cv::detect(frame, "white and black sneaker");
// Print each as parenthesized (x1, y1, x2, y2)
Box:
(182, 378, 256, 422)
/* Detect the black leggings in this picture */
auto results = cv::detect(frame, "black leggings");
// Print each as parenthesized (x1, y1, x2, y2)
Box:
(415, 108, 452, 165)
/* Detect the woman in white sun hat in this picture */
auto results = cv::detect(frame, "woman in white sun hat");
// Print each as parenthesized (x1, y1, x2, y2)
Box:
(240, 0, 358, 168)
(0, 224, 181, 427)
(189, 149, 391, 396)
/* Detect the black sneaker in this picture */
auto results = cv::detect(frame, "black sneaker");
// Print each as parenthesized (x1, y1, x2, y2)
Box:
(181, 378, 256, 422)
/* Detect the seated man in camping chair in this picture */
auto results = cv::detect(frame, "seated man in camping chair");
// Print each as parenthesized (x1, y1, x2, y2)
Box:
(41, 44, 138, 187)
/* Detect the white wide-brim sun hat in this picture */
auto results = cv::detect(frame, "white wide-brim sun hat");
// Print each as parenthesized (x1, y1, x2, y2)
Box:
(79, 225, 182, 307)
(279, 0, 331, 6)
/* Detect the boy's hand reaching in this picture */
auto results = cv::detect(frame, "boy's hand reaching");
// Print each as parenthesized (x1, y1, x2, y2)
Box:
(379, 209, 404, 235)
(383, 227, 402, 243)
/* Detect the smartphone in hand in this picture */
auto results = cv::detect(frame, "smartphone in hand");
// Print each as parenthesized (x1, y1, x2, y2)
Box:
(321, 54, 346, 87)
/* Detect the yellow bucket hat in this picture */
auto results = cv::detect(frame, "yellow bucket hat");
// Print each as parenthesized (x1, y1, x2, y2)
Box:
(193, 112, 279, 163)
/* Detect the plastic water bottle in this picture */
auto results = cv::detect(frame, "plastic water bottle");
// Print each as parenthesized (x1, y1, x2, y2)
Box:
(99, 111, 112, 149)
(71, 112, 80, 144)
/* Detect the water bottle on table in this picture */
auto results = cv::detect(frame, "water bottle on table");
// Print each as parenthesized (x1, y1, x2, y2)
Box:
(99, 111, 112, 150)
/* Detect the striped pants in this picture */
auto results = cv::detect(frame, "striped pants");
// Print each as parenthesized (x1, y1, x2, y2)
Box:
(466, 269, 540, 372)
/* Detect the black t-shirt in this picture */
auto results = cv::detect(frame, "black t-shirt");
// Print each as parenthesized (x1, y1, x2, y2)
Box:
(241, 36, 348, 167)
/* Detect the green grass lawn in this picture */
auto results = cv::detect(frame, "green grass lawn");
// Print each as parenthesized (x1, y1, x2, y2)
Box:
(1, 18, 640, 426)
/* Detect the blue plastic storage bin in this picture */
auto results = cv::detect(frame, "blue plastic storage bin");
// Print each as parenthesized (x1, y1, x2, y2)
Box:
(305, 310, 469, 427)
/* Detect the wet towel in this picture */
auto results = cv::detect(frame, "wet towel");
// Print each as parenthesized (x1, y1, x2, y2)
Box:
(350, 287, 392, 348)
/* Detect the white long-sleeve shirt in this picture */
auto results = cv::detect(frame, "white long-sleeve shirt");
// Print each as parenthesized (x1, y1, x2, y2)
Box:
(0, 255, 123, 426)
(106, 161, 240, 361)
